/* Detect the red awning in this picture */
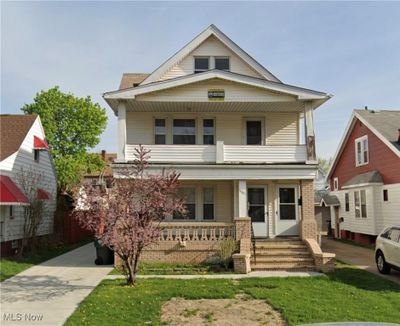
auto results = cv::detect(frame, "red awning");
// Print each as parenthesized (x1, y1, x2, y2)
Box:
(33, 136, 49, 150)
(0, 175, 29, 205)
(37, 188, 51, 200)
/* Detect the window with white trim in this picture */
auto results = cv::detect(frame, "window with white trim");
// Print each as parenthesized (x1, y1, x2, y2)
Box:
(203, 187, 214, 220)
(194, 57, 209, 73)
(173, 119, 196, 144)
(333, 178, 339, 191)
(174, 187, 196, 220)
(354, 189, 367, 218)
(215, 57, 230, 71)
(345, 193, 349, 212)
(355, 135, 369, 166)
(154, 119, 166, 144)
(203, 119, 215, 145)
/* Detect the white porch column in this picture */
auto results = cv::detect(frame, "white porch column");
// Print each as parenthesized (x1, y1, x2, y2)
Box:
(238, 180, 248, 218)
(304, 101, 317, 163)
(117, 102, 127, 161)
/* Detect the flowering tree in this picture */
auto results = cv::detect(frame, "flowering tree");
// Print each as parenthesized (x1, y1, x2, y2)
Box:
(74, 146, 184, 286)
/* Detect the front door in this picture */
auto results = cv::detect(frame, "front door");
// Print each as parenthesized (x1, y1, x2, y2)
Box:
(276, 186, 299, 236)
(246, 120, 262, 145)
(248, 187, 268, 237)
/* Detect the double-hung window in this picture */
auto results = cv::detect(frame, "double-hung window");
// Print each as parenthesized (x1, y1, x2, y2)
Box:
(154, 119, 166, 144)
(355, 136, 369, 166)
(203, 119, 215, 145)
(354, 190, 367, 218)
(173, 119, 196, 144)
(194, 57, 209, 73)
(345, 193, 350, 212)
(174, 188, 196, 220)
(203, 187, 214, 220)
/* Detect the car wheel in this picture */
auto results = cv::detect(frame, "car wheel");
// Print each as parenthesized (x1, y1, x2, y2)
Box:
(376, 251, 391, 274)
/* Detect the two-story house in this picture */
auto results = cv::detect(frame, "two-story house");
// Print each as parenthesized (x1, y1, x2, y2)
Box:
(327, 109, 400, 245)
(103, 25, 335, 272)
(0, 115, 57, 256)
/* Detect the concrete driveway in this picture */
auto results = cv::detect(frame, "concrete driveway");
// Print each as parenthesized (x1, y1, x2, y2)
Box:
(0, 243, 114, 326)
(322, 238, 400, 285)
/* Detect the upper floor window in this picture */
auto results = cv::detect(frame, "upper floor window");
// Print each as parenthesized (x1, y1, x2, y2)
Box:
(333, 177, 339, 191)
(173, 119, 196, 144)
(194, 57, 209, 74)
(215, 57, 230, 71)
(355, 135, 368, 166)
(154, 119, 166, 144)
(203, 119, 215, 145)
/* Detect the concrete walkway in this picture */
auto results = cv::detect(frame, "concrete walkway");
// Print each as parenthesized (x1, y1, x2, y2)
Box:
(0, 243, 113, 326)
(322, 238, 400, 285)
(107, 270, 324, 280)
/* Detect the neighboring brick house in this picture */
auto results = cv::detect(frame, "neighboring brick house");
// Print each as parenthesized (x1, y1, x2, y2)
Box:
(103, 25, 335, 272)
(327, 109, 400, 245)
(0, 115, 57, 256)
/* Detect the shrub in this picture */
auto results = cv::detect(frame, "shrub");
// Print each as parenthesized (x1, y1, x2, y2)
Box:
(218, 237, 238, 270)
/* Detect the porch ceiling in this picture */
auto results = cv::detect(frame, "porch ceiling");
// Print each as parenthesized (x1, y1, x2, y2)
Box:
(122, 100, 305, 113)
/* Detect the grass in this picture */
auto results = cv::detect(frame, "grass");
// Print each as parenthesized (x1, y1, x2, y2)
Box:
(110, 262, 234, 275)
(0, 238, 92, 282)
(66, 263, 400, 326)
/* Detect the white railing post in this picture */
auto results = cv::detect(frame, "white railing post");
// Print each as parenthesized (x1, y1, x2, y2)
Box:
(117, 102, 127, 162)
(216, 141, 225, 164)
(238, 180, 247, 218)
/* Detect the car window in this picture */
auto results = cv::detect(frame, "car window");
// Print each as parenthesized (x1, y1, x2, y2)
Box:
(388, 229, 400, 242)
(380, 228, 391, 239)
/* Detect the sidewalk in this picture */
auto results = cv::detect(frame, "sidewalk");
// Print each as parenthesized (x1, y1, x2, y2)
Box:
(107, 270, 324, 280)
(322, 238, 400, 285)
(0, 243, 113, 326)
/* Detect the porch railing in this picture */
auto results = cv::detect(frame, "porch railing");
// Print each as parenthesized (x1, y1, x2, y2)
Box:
(125, 143, 307, 164)
(158, 222, 235, 241)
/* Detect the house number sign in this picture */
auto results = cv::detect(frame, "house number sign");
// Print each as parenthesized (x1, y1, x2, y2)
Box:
(208, 88, 225, 101)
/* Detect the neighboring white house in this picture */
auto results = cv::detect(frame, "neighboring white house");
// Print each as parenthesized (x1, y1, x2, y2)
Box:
(0, 115, 57, 255)
(103, 25, 335, 272)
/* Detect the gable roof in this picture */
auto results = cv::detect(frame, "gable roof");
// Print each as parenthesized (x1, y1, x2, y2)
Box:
(119, 73, 150, 90)
(0, 115, 37, 161)
(140, 24, 281, 85)
(327, 109, 400, 179)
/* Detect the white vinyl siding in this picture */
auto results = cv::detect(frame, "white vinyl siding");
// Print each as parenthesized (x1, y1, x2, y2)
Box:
(160, 35, 262, 81)
(332, 183, 400, 236)
(0, 118, 57, 243)
(127, 111, 299, 146)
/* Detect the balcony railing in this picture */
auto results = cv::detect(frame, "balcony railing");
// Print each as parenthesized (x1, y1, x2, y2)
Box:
(125, 142, 307, 164)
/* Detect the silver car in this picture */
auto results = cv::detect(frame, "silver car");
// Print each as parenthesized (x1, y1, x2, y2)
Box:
(375, 226, 400, 274)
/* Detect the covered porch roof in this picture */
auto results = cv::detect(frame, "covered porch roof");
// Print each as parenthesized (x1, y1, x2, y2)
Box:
(104, 70, 332, 115)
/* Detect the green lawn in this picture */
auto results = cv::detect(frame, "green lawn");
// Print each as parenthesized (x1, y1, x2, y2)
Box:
(0, 238, 92, 282)
(66, 264, 400, 326)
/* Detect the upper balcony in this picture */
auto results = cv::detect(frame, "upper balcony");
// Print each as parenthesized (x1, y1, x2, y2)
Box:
(125, 143, 307, 164)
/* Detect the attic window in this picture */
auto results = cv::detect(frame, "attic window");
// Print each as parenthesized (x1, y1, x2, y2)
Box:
(194, 57, 209, 73)
(215, 57, 230, 71)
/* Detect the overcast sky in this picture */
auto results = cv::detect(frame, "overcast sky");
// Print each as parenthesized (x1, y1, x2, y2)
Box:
(2, 1, 400, 159)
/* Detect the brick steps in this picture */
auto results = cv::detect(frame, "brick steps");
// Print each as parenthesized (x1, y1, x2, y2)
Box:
(250, 238, 316, 272)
